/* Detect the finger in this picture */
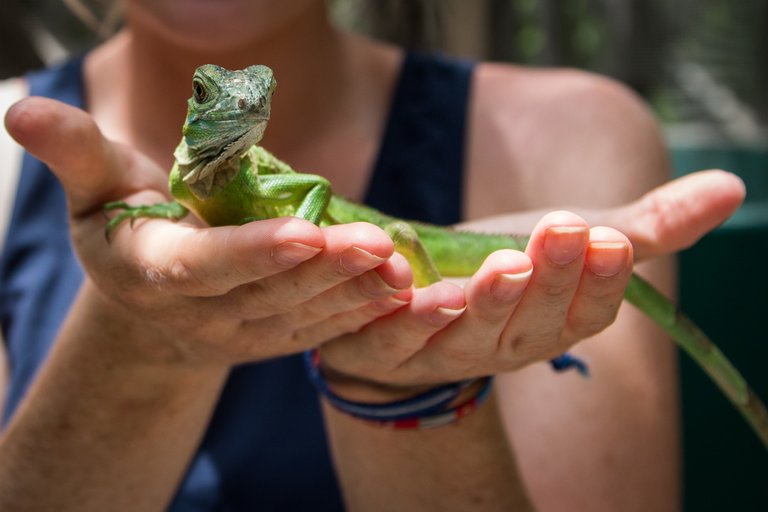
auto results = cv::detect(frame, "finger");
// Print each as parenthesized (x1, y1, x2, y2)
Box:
(502, 211, 590, 357)
(415, 249, 533, 369)
(4, 97, 168, 217)
(100, 215, 326, 296)
(248, 252, 413, 333)
(320, 281, 466, 378)
(222, 222, 398, 317)
(621, 169, 745, 260)
(288, 294, 412, 351)
(563, 227, 633, 342)
(223, 294, 410, 360)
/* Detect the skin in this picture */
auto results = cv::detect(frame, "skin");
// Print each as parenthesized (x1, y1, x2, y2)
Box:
(0, 1, 746, 510)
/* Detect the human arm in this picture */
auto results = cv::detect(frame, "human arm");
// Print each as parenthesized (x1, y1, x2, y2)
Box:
(3, 96, 582, 511)
(324, 395, 534, 512)
(0, 286, 230, 509)
(318, 66, 744, 511)
(3, 91, 576, 511)
(312, 170, 742, 511)
(465, 64, 686, 510)
(0, 98, 413, 510)
(0, 83, 744, 512)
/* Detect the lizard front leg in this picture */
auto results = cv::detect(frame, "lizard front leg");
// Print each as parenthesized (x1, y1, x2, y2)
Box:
(385, 220, 588, 376)
(104, 201, 189, 239)
(250, 173, 332, 225)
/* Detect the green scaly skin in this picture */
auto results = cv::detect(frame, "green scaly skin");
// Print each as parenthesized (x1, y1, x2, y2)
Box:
(105, 64, 768, 449)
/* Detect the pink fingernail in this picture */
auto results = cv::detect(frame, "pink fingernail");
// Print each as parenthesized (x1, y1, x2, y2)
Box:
(490, 268, 532, 301)
(340, 246, 386, 274)
(271, 242, 322, 267)
(372, 295, 411, 313)
(429, 306, 466, 326)
(588, 242, 629, 277)
(359, 271, 400, 298)
(544, 226, 588, 266)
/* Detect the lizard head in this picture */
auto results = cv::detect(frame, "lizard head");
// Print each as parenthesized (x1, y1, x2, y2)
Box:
(176, 64, 276, 194)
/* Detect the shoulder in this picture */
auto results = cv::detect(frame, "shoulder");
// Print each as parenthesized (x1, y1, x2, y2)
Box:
(465, 62, 669, 217)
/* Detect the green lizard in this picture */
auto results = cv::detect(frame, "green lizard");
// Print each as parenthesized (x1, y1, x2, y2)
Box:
(105, 64, 768, 448)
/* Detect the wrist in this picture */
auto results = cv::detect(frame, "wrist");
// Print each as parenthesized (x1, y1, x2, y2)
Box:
(305, 350, 494, 429)
(72, 280, 224, 370)
(315, 363, 436, 403)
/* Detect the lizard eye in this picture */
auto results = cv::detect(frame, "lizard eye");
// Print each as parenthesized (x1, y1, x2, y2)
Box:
(192, 79, 209, 103)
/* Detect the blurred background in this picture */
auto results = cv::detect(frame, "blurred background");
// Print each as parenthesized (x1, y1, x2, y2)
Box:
(1, 0, 766, 509)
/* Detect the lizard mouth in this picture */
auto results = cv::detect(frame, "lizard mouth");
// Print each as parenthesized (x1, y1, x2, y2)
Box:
(181, 119, 268, 195)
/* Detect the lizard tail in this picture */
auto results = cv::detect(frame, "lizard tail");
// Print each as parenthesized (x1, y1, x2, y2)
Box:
(624, 273, 768, 449)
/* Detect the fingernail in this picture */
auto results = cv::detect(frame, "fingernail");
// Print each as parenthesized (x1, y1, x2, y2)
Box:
(490, 268, 532, 301)
(544, 226, 588, 266)
(429, 306, 466, 326)
(588, 241, 629, 277)
(359, 271, 400, 298)
(271, 242, 322, 267)
(372, 295, 411, 313)
(340, 246, 386, 274)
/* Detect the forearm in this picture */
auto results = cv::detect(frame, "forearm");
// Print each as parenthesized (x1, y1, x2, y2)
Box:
(499, 258, 680, 511)
(323, 394, 535, 512)
(0, 281, 229, 511)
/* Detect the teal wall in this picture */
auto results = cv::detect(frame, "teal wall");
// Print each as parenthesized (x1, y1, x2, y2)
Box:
(671, 148, 768, 511)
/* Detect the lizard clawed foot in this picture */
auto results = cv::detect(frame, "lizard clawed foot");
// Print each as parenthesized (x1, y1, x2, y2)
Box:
(103, 200, 189, 241)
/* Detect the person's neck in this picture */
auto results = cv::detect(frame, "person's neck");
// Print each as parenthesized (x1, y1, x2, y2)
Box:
(87, 5, 353, 167)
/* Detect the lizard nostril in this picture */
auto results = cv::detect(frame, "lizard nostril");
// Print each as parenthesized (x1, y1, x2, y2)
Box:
(238, 98, 247, 110)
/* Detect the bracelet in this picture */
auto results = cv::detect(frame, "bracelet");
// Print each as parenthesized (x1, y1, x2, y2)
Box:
(549, 352, 590, 377)
(303, 349, 494, 430)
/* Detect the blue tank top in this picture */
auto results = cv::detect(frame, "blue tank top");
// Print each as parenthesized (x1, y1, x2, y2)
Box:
(0, 51, 473, 511)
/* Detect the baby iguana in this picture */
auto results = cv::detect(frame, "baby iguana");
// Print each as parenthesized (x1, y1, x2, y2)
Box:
(105, 64, 768, 448)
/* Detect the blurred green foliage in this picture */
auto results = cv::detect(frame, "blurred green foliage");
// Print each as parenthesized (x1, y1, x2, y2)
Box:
(330, 0, 767, 135)
(5, 0, 766, 134)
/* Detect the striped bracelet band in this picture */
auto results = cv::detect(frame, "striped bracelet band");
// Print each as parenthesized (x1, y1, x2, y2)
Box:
(303, 349, 494, 430)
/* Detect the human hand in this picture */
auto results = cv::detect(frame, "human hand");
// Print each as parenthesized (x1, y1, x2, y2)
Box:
(318, 171, 745, 397)
(4, 97, 413, 366)
(318, 210, 632, 396)
(459, 169, 746, 261)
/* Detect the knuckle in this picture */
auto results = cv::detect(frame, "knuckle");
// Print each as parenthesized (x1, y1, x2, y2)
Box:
(535, 279, 575, 306)
(238, 279, 293, 316)
(321, 312, 362, 338)
(505, 338, 544, 366)
(288, 327, 314, 350)
(567, 316, 610, 339)
(168, 257, 204, 288)
(506, 323, 567, 363)
(439, 344, 489, 371)
(221, 229, 256, 282)
(584, 278, 624, 300)
(641, 190, 679, 244)
(568, 305, 620, 338)
(135, 251, 218, 297)
(474, 306, 512, 325)
(372, 335, 418, 364)
(356, 271, 396, 300)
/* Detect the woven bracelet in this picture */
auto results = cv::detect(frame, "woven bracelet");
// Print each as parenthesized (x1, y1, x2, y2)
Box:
(303, 349, 494, 429)
(381, 376, 494, 429)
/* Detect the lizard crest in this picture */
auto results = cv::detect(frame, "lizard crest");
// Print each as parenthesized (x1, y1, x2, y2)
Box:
(174, 64, 276, 198)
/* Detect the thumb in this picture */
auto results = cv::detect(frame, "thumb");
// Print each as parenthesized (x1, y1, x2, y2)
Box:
(4, 96, 167, 218)
(624, 169, 746, 260)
